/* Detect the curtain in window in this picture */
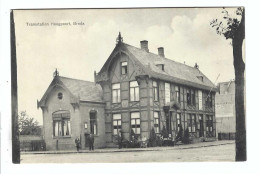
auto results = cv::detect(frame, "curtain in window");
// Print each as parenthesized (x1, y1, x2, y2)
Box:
(154, 112, 160, 133)
(131, 112, 141, 134)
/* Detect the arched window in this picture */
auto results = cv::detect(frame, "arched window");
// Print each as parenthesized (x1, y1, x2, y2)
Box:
(52, 110, 71, 137)
(90, 110, 97, 135)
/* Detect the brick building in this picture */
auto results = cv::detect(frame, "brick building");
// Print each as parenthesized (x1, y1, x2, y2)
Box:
(215, 80, 236, 139)
(38, 33, 217, 150)
(38, 71, 106, 150)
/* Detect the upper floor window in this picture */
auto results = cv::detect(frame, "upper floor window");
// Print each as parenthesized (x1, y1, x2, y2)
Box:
(187, 89, 191, 105)
(198, 90, 203, 110)
(206, 93, 213, 108)
(175, 86, 180, 103)
(154, 112, 160, 133)
(58, 92, 63, 100)
(113, 114, 122, 135)
(131, 112, 141, 134)
(130, 81, 139, 101)
(191, 89, 195, 105)
(165, 82, 170, 104)
(121, 61, 128, 75)
(153, 81, 159, 101)
(90, 111, 97, 135)
(112, 83, 121, 103)
(53, 111, 71, 137)
(187, 88, 196, 106)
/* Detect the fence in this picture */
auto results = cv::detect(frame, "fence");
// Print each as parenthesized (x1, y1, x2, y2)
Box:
(20, 135, 46, 151)
(218, 132, 235, 140)
(20, 140, 46, 151)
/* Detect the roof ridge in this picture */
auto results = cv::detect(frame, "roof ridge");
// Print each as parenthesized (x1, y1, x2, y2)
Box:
(123, 43, 198, 70)
(59, 76, 95, 83)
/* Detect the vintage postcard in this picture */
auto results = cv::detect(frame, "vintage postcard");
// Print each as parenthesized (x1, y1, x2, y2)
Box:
(10, 8, 245, 164)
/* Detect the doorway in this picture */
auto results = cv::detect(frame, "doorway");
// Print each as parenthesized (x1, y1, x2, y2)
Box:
(166, 112, 173, 137)
(84, 133, 90, 148)
(199, 115, 204, 137)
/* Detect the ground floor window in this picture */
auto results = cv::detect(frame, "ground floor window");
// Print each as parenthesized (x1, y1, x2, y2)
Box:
(154, 112, 160, 133)
(131, 112, 140, 134)
(53, 111, 71, 137)
(176, 113, 181, 131)
(187, 114, 196, 133)
(113, 114, 122, 135)
(206, 115, 213, 136)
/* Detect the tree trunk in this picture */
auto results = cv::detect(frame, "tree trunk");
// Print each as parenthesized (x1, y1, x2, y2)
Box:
(233, 10, 246, 161)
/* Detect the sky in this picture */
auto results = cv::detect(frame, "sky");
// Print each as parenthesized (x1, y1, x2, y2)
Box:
(13, 8, 240, 125)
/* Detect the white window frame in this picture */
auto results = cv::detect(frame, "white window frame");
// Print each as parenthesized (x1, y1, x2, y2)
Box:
(112, 83, 121, 103)
(130, 81, 139, 101)
(113, 114, 122, 135)
(131, 112, 141, 134)
(154, 112, 160, 133)
(165, 82, 170, 104)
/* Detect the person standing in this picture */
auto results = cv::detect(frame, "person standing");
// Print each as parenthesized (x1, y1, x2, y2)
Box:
(89, 133, 94, 151)
(75, 137, 80, 152)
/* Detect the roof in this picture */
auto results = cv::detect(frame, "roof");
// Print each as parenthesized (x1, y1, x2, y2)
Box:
(124, 43, 217, 91)
(38, 76, 103, 107)
(58, 76, 103, 102)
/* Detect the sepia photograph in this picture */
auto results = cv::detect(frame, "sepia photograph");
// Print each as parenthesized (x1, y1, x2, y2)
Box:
(10, 7, 245, 164)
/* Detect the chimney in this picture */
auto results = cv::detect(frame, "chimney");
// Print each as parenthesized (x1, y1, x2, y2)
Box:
(158, 47, 165, 57)
(140, 40, 149, 52)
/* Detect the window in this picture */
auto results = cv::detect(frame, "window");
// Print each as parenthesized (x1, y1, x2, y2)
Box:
(113, 114, 122, 135)
(198, 90, 203, 110)
(206, 93, 213, 108)
(131, 112, 140, 134)
(53, 111, 71, 137)
(112, 83, 121, 103)
(176, 113, 181, 131)
(187, 114, 196, 133)
(154, 112, 160, 133)
(130, 81, 139, 101)
(206, 115, 213, 133)
(187, 88, 195, 106)
(191, 89, 195, 105)
(90, 111, 97, 135)
(58, 92, 63, 100)
(165, 82, 170, 104)
(187, 89, 191, 105)
(153, 81, 158, 101)
(121, 61, 128, 75)
(175, 86, 180, 103)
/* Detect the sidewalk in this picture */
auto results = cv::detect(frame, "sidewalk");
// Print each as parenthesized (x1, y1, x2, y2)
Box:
(21, 140, 234, 155)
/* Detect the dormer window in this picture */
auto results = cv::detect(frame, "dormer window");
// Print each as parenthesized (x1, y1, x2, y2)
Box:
(197, 76, 204, 82)
(121, 61, 128, 75)
(156, 64, 164, 71)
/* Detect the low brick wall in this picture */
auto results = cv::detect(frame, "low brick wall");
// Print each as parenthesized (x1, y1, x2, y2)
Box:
(20, 135, 46, 151)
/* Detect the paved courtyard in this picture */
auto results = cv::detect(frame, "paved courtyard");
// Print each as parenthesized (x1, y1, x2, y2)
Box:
(21, 141, 235, 163)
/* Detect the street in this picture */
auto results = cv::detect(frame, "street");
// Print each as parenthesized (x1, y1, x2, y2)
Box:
(21, 143, 235, 163)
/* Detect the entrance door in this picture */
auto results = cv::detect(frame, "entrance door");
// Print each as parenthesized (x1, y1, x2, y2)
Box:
(166, 112, 173, 137)
(85, 133, 90, 148)
(199, 115, 204, 137)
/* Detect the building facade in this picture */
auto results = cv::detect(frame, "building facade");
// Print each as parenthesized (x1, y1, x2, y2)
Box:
(38, 73, 106, 150)
(95, 33, 217, 146)
(39, 33, 217, 150)
(215, 80, 236, 139)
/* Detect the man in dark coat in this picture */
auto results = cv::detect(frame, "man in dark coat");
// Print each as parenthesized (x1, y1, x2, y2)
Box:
(89, 133, 94, 151)
(75, 137, 80, 152)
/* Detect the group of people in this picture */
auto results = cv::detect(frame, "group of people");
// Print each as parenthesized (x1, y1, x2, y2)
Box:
(75, 133, 95, 152)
